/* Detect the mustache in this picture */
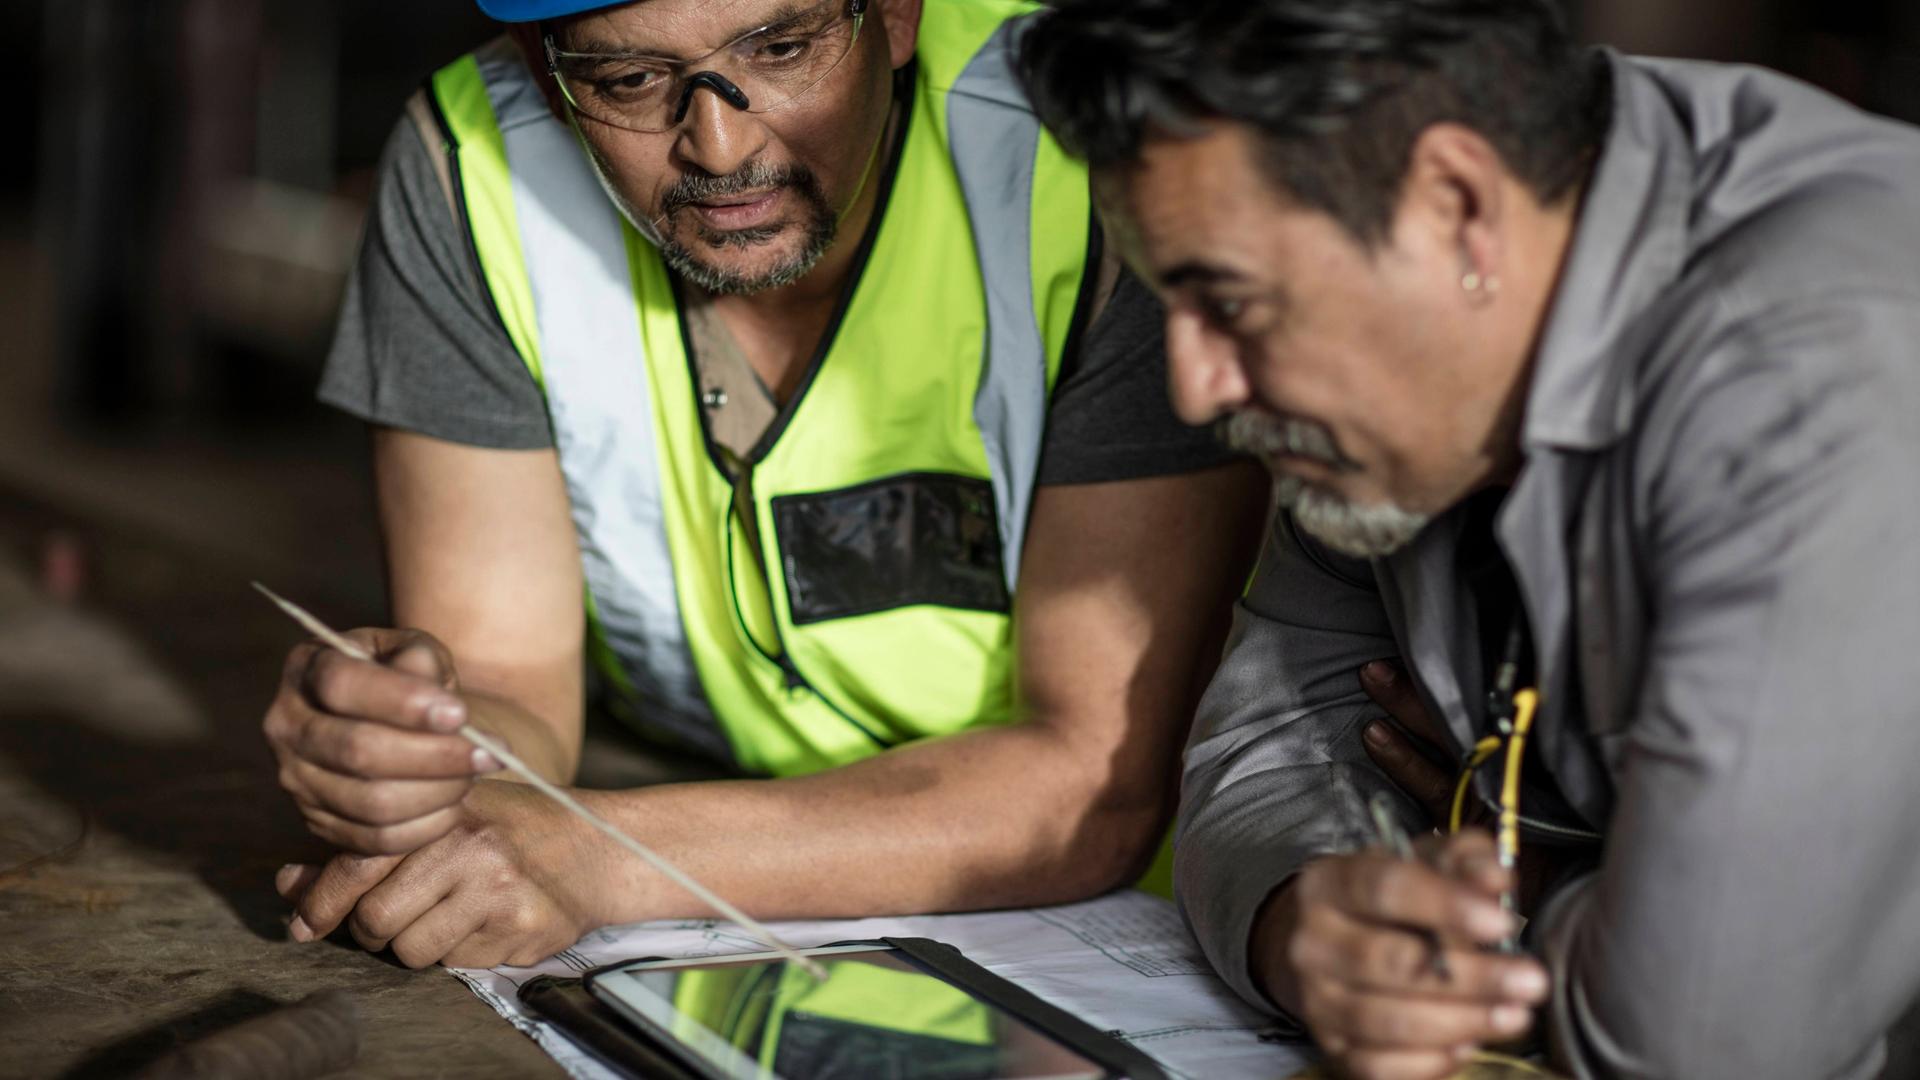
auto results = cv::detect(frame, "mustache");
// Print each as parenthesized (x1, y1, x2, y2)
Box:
(658, 159, 819, 219)
(1219, 411, 1360, 473)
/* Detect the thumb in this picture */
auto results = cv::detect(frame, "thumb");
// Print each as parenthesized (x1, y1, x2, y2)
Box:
(380, 631, 458, 690)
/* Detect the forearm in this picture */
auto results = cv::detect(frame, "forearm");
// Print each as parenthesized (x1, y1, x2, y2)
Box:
(572, 720, 1164, 924)
(432, 633, 584, 786)
(1178, 740, 1404, 1014)
(373, 428, 586, 784)
(1175, 511, 1406, 1013)
(460, 684, 578, 785)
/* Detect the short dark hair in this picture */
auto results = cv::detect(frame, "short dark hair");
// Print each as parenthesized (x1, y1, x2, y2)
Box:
(1018, 0, 1610, 245)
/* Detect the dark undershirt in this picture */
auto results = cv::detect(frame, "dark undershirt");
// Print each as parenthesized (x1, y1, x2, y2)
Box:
(1456, 489, 1596, 842)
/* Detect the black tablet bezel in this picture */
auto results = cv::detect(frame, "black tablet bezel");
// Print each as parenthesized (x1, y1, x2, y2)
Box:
(580, 936, 1171, 1080)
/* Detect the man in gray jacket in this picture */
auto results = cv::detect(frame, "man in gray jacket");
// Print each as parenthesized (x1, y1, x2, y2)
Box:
(1020, 0, 1920, 1077)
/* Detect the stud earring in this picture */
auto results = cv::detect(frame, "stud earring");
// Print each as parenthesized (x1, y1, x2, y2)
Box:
(1462, 270, 1501, 297)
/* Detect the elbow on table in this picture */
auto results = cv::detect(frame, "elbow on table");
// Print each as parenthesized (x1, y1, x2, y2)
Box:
(1042, 784, 1171, 903)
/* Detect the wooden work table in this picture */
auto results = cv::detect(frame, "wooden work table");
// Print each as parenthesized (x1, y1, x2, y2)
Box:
(0, 494, 562, 1078)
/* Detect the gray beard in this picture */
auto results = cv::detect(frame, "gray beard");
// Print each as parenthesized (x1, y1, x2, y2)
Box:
(1274, 474, 1431, 559)
(1221, 410, 1430, 558)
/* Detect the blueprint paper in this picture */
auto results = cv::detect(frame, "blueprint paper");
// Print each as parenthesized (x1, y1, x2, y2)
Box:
(450, 889, 1314, 1080)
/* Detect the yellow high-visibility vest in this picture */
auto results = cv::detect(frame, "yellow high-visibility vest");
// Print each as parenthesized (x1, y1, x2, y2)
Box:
(428, 1, 1094, 777)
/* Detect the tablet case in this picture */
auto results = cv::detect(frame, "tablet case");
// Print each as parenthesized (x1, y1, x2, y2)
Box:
(534, 936, 1173, 1080)
(518, 973, 700, 1080)
(874, 938, 1171, 1080)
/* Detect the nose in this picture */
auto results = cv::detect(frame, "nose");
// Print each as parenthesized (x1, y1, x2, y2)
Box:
(672, 84, 768, 178)
(1164, 307, 1251, 425)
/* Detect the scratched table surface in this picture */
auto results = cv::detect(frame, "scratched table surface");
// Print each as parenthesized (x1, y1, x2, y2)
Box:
(0, 494, 562, 1079)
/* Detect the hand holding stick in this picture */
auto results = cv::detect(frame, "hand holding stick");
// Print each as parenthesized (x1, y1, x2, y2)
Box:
(252, 582, 826, 979)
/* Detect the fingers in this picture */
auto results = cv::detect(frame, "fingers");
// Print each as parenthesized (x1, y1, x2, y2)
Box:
(264, 634, 499, 855)
(348, 863, 456, 956)
(1294, 903, 1547, 1004)
(1418, 830, 1508, 899)
(1305, 980, 1528, 1045)
(1363, 720, 1455, 818)
(388, 897, 489, 969)
(276, 862, 322, 903)
(303, 647, 468, 734)
(284, 756, 472, 832)
(1301, 852, 1515, 945)
(1360, 661, 1447, 746)
(1283, 851, 1550, 1077)
(291, 708, 496, 780)
(379, 630, 459, 690)
(291, 703, 499, 776)
(289, 852, 402, 940)
(295, 799, 465, 856)
(1306, 976, 1535, 1051)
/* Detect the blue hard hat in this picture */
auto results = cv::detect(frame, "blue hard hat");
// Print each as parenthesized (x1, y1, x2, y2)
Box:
(475, 0, 626, 22)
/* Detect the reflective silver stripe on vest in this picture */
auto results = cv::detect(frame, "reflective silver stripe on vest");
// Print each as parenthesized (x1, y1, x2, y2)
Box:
(477, 40, 727, 762)
(949, 16, 1049, 594)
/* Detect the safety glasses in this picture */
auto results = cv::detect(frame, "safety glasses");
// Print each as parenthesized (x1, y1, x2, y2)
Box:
(545, 0, 869, 133)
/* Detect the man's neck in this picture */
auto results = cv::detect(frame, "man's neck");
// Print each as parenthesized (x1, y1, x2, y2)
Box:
(1481, 182, 1588, 490)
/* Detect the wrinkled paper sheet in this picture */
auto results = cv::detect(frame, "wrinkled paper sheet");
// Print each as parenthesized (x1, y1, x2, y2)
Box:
(451, 889, 1313, 1079)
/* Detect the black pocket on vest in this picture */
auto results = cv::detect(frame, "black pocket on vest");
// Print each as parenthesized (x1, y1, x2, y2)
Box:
(771, 472, 1011, 625)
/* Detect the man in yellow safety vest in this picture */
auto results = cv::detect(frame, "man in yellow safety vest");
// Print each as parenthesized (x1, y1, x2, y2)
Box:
(261, 0, 1265, 968)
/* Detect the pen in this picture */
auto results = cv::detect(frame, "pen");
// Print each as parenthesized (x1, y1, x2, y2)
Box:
(1366, 789, 1452, 982)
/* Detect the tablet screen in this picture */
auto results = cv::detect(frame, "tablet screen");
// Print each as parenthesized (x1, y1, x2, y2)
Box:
(589, 945, 1108, 1080)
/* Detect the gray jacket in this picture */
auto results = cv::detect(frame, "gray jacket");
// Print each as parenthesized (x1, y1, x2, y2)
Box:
(1177, 50, 1920, 1080)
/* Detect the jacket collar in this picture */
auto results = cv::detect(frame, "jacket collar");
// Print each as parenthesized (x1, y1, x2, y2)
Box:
(1519, 50, 1692, 453)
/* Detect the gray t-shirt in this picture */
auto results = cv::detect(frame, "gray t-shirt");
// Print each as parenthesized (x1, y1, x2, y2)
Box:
(319, 109, 1235, 484)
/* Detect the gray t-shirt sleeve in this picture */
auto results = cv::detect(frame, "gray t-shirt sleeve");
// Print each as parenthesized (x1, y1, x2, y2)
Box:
(317, 103, 554, 449)
(1036, 267, 1243, 485)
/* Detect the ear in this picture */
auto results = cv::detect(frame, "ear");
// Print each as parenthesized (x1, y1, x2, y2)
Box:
(1091, 168, 1151, 282)
(1397, 123, 1509, 294)
(873, 0, 923, 71)
(505, 22, 571, 125)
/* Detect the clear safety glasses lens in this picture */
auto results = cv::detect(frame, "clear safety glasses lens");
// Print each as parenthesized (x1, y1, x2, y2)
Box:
(549, 4, 864, 134)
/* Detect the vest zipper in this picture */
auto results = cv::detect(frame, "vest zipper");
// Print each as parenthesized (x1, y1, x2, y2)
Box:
(765, 606, 883, 745)
(681, 72, 917, 755)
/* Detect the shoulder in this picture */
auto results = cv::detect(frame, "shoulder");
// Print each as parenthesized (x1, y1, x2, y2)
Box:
(367, 91, 465, 245)
(1635, 55, 1920, 308)
(1622, 67, 1920, 497)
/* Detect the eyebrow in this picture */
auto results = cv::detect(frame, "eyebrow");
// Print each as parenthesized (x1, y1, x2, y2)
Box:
(1159, 261, 1245, 289)
(562, 2, 818, 60)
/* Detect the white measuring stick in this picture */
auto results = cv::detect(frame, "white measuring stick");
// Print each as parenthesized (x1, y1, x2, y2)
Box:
(252, 582, 827, 979)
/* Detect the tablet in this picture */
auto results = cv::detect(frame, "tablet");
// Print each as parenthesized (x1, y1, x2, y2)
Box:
(583, 937, 1170, 1080)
